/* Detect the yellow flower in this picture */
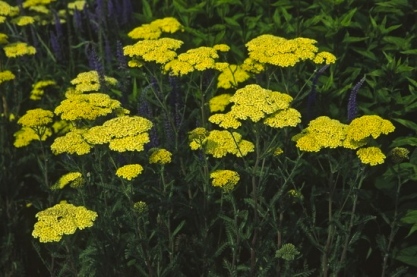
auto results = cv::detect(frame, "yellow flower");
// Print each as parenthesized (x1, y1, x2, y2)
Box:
(70, 71, 118, 93)
(188, 127, 209, 150)
(51, 172, 84, 189)
(356, 146, 386, 166)
(67, 0, 85, 11)
(263, 108, 301, 128)
(0, 70, 15, 84)
(30, 80, 56, 100)
(208, 113, 242, 129)
(32, 201, 97, 243)
(128, 17, 183, 40)
(54, 93, 122, 121)
(313, 51, 337, 64)
(292, 116, 347, 152)
(241, 58, 265, 74)
(0, 33, 8, 44)
(23, 0, 56, 8)
(11, 16, 35, 26)
(210, 170, 240, 192)
(18, 108, 54, 127)
(13, 126, 52, 147)
(209, 94, 232, 113)
(217, 64, 250, 89)
(345, 115, 395, 144)
(390, 147, 410, 163)
(3, 42, 36, 58)
(116, 164, 144, 180)
(51, 128, 92, 155)
(213, 44, 230, 52)
(204, 130, 254, 158)
(0, 1, 12, 16)
(124, 38, 183, 65)
(273, 147, 284, 156)
(109, 133, 150, 152)
(149, 148, 172, 164)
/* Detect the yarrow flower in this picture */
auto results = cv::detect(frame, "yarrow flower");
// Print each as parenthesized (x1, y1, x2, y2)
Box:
(216, 64, 250, 89)
(133, 201, 148, 213)
(356, 146, 386, 166)
(30, 80, 56, 100)
(14, 126, 52, 147)
(128, 17, 184, 40)
(0, 70, 15, 84)
(123, 38, 183, 67)
(84, 116, 153, 152)
(275, 243, 300, 261)
(344, 115, 395, 146)
(18, 108, 54, 127)
(116, 164, 144, 180)
(0, 33, 8, 44)
(390, 147, 410, 163)
(189, 128, 254, 158)
(209, 94, 232, 113)
(51, 172, 84, 189)
(246, 34, 336, 67)
(210, 170, 240, 192)
(54, 93, 122, 121)
(11, 16, 35, 26)
(149, 148, 172, 164)
(32, 201, 98, 243)
(51, 128, 92, 155)
(3, 42, 36, 58)
(70, 71, 118, 93)
(209, 84, 300, 129)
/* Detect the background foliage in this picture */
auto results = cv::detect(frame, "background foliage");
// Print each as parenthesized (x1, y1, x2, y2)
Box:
(1, 0, 417, 276)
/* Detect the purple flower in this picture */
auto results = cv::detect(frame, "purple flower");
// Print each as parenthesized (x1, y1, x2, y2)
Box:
(347, 76, 366, 122)
(307, 65, 329, 120)
(50, 31, 62, 61)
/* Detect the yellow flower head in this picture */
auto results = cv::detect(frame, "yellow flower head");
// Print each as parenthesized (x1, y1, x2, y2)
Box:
(313, 51, 337, 65)
(273, 147, 284, 156)
(11, 16, 35, 26)
(0, 70, 15, 84)
(149, 148, 172, 164)
(116, 164, 144, 180)
(51, 128, 92, 155)
(3, 42, 36, 58)
(124, 38, 183, 65)
(292, 116, 347, 152)
(263, 108, 301, 129)
(345, 115, 395, 145)
(128, 17, 183, 40)
(210, 170, 240, 192)
(0, 33, 8, 44)
(18, 108, 54, 127)
(188, 127, 209, 150)
(213, 44, 230, 52)
(209, 94, 232, 113)
(390, 147, 410, 163)
(217, 64, 250, 89)
(32, 201, 97, 243)
(51, 172, 84, 189)
(70, 71, 118, 93)
(30, 80, 56, 100)
(54, 93, 122, 121)
(356, 146, 386, 166)
(14, 126, 52, 147)
(67, 0, 86, 11)
(0, 1, 13, 16)
(204, 130, 255, 158)
(23, 0, 56, 8)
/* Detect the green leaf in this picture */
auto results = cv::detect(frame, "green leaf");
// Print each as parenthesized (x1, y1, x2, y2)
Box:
(392, 118, 417, 132)
(340, 8, 357, 27)
(391, 137, 417, 147)
(394, 245, 417, 267)
(401, 49, 417, 55)
(142, 0, 152, 18)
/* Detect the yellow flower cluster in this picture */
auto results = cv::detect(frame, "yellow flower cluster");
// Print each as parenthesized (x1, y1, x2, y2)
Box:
(0, 33, 8, 44)
(210, 170, 240, 192)
(116, 164, 144, 180)
(3, 42, 36, 58)
(23, 0, 56, 8)
(0, 70, 15, 84)
(164, 46, 223, 76)
(209, 94, 232, 113)
(30, 80, 56, 100)
(51, 128, 92, 155)
(149, 148, 172, 164)
(209, 84, 301, 129)
(18, 108, 54, 127)
(292, 115, 395, 166)
(0, 1, 13, 16)
(216, 64, 250, 89)
(70, 71, 118, 93)
(54, 93, 122, 121)
(14, 126, 52, 147)
(390, 147, 410, 163)
(84, 116, 153, 152)
(51, 172, 84, 189)
(124, 38, 183, 67)
(67, 0, 85, 11)
(128, 17, 184, 40)
(189, 128, 254, 158)
(246, 34, 336, 67)
(11, 15, 35, 26)
(32, 201, 97, 243)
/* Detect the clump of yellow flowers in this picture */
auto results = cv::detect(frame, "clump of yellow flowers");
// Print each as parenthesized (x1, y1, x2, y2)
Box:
(14, 108, 54, 147)
(32, 201, 98, 243)
(116, 164, 144, 180)
(210, 170, 240, 192)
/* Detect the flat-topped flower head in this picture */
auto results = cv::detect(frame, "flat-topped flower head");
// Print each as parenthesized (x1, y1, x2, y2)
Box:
(264, 108, 301, 128)
(210, 170, 240, 192)
(209, 94, 232, 113)
(216, 64, 250, 89)
(149, 148, 172, 164)
(70, 71, 118, 93)
(124, 38, 183, 66)
(30, 80, 56, 100)
(14, 126, 52, 147)
(51, 128, 91, 155)
(292, 116, 347, 152)
(128, 17, 183, 40)
(356, 146, 386, 166)
(246, 34, 335, 67)
(51, 172, 84, 189)
(204, 130, 254, 158)
(0, 70, 15, 84)
(3, 42, 36, 58)
(345, 115, 395, 143)
(11, 16, 35, 26)
(116, 164, 143, 180)
(32, 201, 97, 243)
(18, 108, 54, 127)
(54, 93, 122, 121)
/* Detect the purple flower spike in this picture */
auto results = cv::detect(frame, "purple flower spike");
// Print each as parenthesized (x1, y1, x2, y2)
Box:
(347, 76, 366, 122)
